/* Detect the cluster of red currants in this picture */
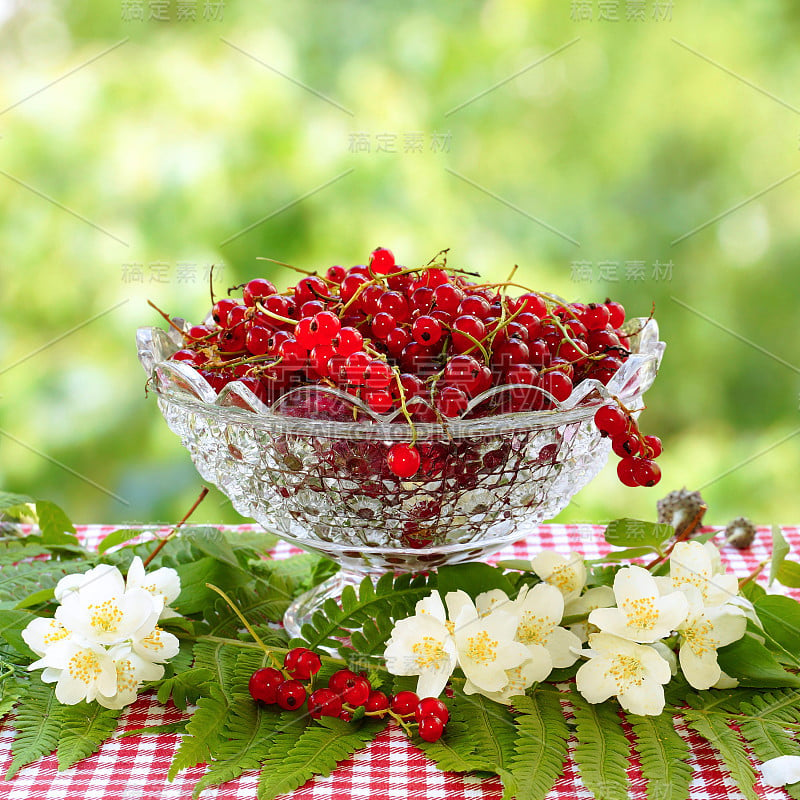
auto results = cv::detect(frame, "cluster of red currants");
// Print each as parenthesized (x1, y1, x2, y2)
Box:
(248, 647, 449, 742)
(166, 247, 658, 484)
(593, 405, 662, 487)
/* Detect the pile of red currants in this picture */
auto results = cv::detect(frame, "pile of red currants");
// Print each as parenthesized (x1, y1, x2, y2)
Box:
(248, 647, 450, 742)
(164, 247, 660, 485)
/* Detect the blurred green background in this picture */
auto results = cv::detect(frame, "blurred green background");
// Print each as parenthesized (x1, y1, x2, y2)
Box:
(1, 0, 798, 527)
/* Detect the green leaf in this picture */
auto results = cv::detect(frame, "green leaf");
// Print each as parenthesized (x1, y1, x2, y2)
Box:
(451, 691, 517, 775)
(220, 527, 278, 555)
(684, 710, 757, 800)
(256, 717, 385, 800)
(56, 702, 122, 770)
(14, 587, 55, 610)
(156, 667, 213, 710)
(604, 518, 673, 549)
(34, 500, 78, 546)
(628, 713, 692, 800)
(717, 632, 800, 687)
(591, 545, 661, 562)
(97, 527, 145, 554)
(0, 609, 36, 657)
(437, 563, 514, 601)
(509, 692, 569, 800)
(572, 694, 630, 800)
(0, 492, 33, 513)
(416, 719, 487, 773)
(173, 557, 250, 615)
(118, 721, 186, 738)
(168, 641, 241, 778)
(6, 679, 66, 779)
(769, 525, 791, 586)
(754, 595, 800, 661)
(182, 526, 242, 569)
(0, 673, 22, 724)
(776, 560, 800, 589)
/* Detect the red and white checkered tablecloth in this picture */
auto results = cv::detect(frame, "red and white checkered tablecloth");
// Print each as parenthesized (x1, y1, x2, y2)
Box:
(1, 524, 799, 800)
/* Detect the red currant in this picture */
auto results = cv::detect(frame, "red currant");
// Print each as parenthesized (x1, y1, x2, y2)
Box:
(633, 458, 661, 487)
(390, 691, 420, 718)
(332, 327, 363, 357)
(308, 688, 343, 719)
(329, 669, 358, 694)
(605, 299, 625, 328)
(248, 667, 284, 704)
(412, 315, 443, 346)
(418, 714, 445, 742)
(369, 247, 396, 275)
(365, 690, 390, 715)
(415, 697, 449, 724)
(451, 315, 486, 353)
(642, 435, 663, 458)
(617, 457, 639, 487)
(276, 680, 307, 711)
(341, 676, 372, 707)
(611, 432, 642, 457)
(594, 405, 628, 438)
(326, 264, 346, 283)
(290, 650, 322, 680)
(387, 444, 421, 478)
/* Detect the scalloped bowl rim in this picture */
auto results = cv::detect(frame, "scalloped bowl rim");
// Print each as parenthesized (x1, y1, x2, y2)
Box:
(137, 318, 664, 440)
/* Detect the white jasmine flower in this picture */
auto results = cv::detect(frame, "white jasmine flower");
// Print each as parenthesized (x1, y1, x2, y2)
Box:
(384, 591, 458, 698)
(759, 756, 800, 787)
(126, 556, 182, 619)
(666, 541, 739, 608)
(513, 584, 581, 669)
(21, 617, 73, 656)
(464, 657, 549, 705)
(530, 551, 587, 603)
(30, 638, 118, 706)
(22, 557, 182, 710)
(590, 565, 689, 643)
(713, 671, 739, 689)
(56, 584, 161, 647)
(451, 600, 530, 694)
(475, 588, 515, 618)
(54, 564, 124, 603)
(564, 585, 616, 643)
(676, 589, 746, 690)
(576, 632, 672, 716)
(95, 644, 166, 709)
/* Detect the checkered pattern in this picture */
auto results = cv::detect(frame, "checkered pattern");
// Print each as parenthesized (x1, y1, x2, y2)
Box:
(1, 525, 798, 800)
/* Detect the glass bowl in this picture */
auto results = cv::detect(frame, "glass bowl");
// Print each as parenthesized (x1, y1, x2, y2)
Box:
(137, 319, 664, 636)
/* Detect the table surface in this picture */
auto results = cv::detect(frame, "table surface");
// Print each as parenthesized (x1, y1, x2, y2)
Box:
(1, 524, 798, 800)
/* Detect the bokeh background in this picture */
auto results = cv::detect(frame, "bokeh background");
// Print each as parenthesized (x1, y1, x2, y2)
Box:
(1, 0, 799, 527)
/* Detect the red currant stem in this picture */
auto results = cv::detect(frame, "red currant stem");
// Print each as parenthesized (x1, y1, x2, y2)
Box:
(504, 264, 518, 285)
(643, 504, 707, 571)
(624, 304, 656, 337)
(548, 314, 588, 354)
(209, 263, 218, 305)
(205, 582, 271, 654)
(391, 368, 417, 443)
(738, 559, 769, 590)
(484, 301, 526, 349)
(254, 301, 297, 327)
(444, 323, 490, 363)
(142, 486, 209, 568)
(255, 255, 320, 279)
(147, 299, 192, 339)
(424, 247, 450, 266)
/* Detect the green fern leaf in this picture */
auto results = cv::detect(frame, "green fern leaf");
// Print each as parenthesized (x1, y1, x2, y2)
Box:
(509, 692, 569, 800)
(684, 711, 757, 800)
(5, 679, 65, 779)
(168, 688, 229, 779)
(202, 581, 293, 637)
(0, 673, 22, 724)
(256, 717, 385, 800)
(296, 573, 433, 655)
(417, 719, 485, 773)
(628, 713, 692, 800)
(56, 702, 121, 770)
(572, 695, 630, 800)
(441, 691, 517, 778)
(737, 691, 800, 800)
(168, 640, 243, 779)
